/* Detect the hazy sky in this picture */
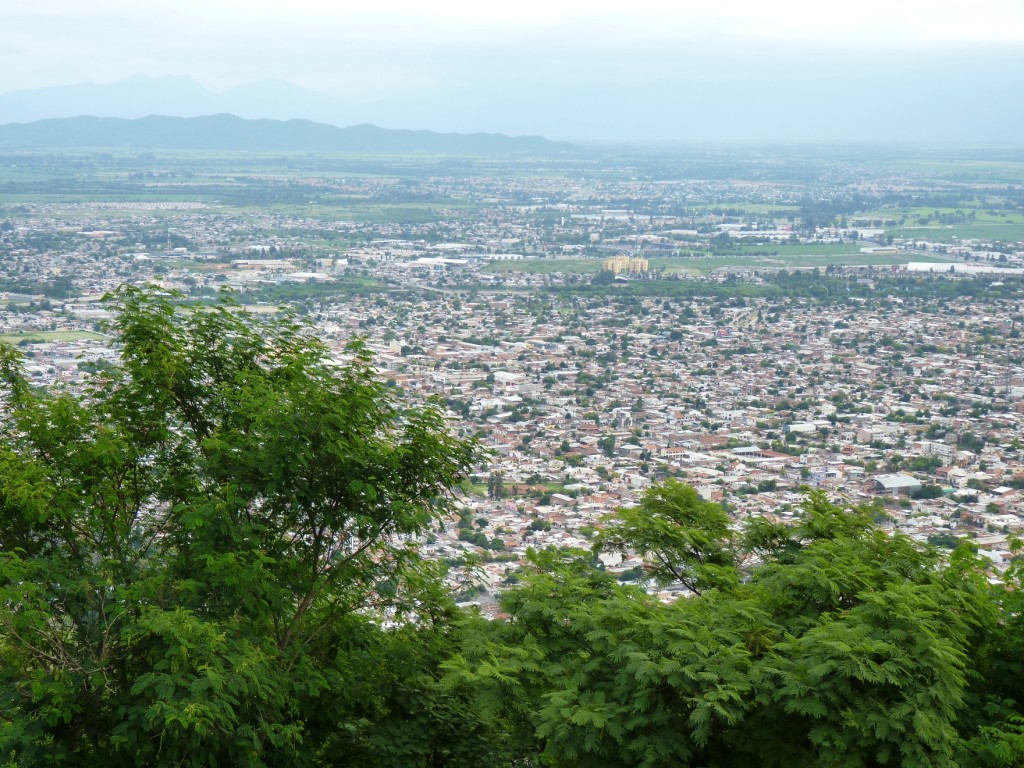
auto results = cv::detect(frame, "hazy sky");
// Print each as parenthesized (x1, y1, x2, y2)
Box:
(5, 0, 1024, 96)
(3, 2, 1023, 140)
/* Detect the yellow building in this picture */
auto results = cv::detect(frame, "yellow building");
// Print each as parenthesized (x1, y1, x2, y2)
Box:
(602, 256, 649, 274)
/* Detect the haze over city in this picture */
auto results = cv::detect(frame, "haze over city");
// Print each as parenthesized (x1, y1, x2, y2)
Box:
(3, 0, 1023, 140)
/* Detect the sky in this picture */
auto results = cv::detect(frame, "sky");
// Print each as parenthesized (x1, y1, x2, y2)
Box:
(3, 1, 1024, 140)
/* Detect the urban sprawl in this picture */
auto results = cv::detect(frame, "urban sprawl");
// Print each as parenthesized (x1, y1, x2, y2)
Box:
(3, 149, 1024, 609)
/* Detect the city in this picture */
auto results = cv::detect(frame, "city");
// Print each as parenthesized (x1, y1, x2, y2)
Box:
(3, 146, 1024, 607)
(5, 0, 1024, 757)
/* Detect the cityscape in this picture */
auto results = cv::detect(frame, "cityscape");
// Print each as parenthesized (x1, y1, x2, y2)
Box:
(4, 145, 1024, 608)
(5, 0, 1024, 757)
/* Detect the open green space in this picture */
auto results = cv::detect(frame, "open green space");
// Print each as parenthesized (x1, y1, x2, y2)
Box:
(656, 253, 952, 272)
(886, 223, 1024, 243)
(157, 259, 232, 271)
(0, 191, 471, 223)
(484, 251, 953, 276)
(717, 243, 867, 256)
(858, 207, 1024, 224)
(876, 159, 1024, 185)
(704, 203, 801, 214)
(0, 330, 108, 344)
(230, 202, 465, 224)
(852, 206, 1024, 243)
(483, 259, 605, 274)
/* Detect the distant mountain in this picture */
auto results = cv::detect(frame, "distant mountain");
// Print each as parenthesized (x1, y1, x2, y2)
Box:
(0, 75, 366, 126)
(5, 55, 1021, 142)
(0, 114, 578, 155)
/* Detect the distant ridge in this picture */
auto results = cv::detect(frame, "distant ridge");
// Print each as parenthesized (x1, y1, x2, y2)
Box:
(0, 114, 578, 155)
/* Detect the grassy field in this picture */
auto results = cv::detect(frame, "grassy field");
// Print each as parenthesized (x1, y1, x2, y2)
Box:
(230, 201, 475, 223)
(0, 330, 108, 344)
(655, 254, 952, 273)
(0, 196, 466, 225)
(483, 251, 953, 275)
(692, 203, 801, 215)
(482, 259, 605, 274)
(718, 243, 868, 256)
(858, 206, 1023, 222)
(875, 159, 1024, 185)
(851, 206, 1024, 243)
(885, 223, 1024, 243)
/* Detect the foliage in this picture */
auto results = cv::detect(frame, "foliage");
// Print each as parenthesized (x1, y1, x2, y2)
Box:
(595, 480, 738, 594)
(928, 531, 961, 549)
(0, 286, 481, 766)
(487, 471, 506, 500)
(906, 455, 944, 474)
(913, 484, 945, 500)
(3, 288, 1024, 766)
(449, 492, 1021, 768)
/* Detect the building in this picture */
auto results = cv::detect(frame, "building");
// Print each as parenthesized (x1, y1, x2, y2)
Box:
(873, 474, 922, 496)
(602, 256, 649, 275)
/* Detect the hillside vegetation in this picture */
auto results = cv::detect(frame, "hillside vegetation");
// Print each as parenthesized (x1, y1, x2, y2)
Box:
(1, 288, 1023, 767)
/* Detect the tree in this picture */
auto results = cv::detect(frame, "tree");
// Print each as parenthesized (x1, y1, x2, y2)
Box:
(6, 285, 1024, 767)
(487, 471, 506, 500)
(597, 434, 616, 458)
(0, 286, 478, 766)
(451, 489, 1005, 768)
(596, 480, 738, 594)
(913, 484, 945, 499)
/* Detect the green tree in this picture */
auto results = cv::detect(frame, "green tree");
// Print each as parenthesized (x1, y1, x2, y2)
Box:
(597, 434, 616, 458)
(450, 489, 1008, 768)
(0, 286, 478, 766)
(487, 471, 506, 500)
(913, 484, 945, 499)
(595, 480, 738, 595)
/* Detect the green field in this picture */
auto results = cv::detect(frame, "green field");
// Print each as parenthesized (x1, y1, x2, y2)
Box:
(732, 204, 800, 214)
(483, 251, 953, 275)
(718, 243, 868, 256)
(886, 223, 1024, 243)
(483, 259, 605, 274)
(858, 206, 1023, 222)
(0, 330, 108, 344)
(655, 253, 952, 273)
(851, 206, 1024, 243)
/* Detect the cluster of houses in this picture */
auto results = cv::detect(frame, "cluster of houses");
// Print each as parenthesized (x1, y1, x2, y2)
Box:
(3, 165, 1024, 609)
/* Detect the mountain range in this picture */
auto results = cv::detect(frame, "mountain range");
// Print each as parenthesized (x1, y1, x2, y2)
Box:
(1, 64, 1023, 142)
(0, 114, 577, 154)
(0, 76, 365, 128)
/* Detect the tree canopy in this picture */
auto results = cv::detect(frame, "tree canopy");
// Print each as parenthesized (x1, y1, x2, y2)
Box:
(447, 489, 1024, 768)
(0, 286, 478, 765)
(2, 287, 1024, 767)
